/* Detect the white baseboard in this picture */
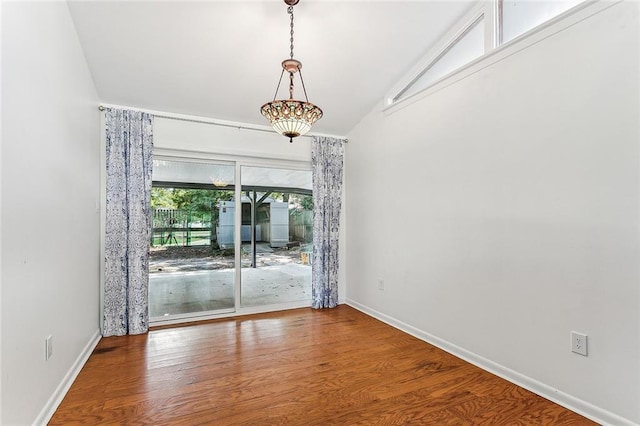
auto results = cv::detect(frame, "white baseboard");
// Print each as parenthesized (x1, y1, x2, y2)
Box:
(346, 299, 636, 426)
(33, 329, 101, 426)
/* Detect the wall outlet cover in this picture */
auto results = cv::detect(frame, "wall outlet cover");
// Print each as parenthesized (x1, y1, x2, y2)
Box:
(571, 331, 587, 356)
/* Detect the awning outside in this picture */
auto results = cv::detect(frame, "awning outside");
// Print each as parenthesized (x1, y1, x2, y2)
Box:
(153, 159, 311, 193)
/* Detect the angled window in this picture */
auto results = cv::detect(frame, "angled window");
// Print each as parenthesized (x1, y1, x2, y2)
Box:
(500, 0, 584, 44)
(394, 15, 485, 103)
(387, 0, 590, 108)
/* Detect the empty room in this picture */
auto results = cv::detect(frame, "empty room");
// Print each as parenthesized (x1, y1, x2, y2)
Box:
(1, 0, 639, 425)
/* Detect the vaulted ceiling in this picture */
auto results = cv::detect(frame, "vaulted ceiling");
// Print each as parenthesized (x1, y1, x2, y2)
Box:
(68, 1, 474, 136)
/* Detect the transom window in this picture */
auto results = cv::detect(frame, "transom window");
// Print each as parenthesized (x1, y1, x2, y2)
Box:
(387, 0, 586, 107)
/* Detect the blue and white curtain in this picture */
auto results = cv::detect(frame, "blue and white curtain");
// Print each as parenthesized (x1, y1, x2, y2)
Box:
(311, 136, 344, 309)
(103, 108, 153, 336)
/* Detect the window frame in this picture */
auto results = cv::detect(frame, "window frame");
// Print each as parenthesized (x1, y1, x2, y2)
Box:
(385, 3, 491, 107)
(392, 12, 487, 103)
(146, 149, 315, 326)
(383, 0, 603, 112)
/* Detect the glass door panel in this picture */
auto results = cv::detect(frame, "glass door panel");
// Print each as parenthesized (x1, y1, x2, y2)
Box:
(240, 165, 313, 307)
(149, 159, 236, 321)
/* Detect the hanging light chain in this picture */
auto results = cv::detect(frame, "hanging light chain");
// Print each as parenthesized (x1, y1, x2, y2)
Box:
(288, 5, 295, 100)
(288, 6, 294, 59)
(260, 0, 323, 143)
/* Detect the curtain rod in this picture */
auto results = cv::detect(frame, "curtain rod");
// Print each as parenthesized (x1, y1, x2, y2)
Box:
(98, 105, 348, 142)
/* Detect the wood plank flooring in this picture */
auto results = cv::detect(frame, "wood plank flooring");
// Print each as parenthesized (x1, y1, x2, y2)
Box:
(50, 306, 596, 425)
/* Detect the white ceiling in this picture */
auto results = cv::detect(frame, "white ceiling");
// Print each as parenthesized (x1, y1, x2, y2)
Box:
(68, 1, 473, 136)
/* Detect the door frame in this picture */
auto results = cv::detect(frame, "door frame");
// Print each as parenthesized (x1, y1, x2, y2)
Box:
(145, 149, 312, 327)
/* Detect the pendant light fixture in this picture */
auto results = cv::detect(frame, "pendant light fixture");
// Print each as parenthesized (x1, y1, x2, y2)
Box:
(260, 0, 323, 143)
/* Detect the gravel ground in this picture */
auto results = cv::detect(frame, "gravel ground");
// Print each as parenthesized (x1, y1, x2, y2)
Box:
(149, 244, 305, 273)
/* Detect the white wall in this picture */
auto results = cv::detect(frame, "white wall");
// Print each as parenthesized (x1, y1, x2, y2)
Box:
(154, 117, 312, 163)
(345, 2, 639, 424)
(1, 2, 101, 424)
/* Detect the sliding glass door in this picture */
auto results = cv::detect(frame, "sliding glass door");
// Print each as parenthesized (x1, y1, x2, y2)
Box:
(148, 157, 312, 323)
(239, 165, 313, 307)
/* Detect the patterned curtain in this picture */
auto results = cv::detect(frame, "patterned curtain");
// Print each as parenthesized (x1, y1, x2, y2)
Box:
(103, 108, 153, 336)
(311, 136, 345, 309)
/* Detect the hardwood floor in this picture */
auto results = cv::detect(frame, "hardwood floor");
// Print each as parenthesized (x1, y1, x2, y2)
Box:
(50, 306, 595, 425)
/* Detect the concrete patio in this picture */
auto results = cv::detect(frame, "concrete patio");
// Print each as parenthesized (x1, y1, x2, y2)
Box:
(149, 263, 311, 318)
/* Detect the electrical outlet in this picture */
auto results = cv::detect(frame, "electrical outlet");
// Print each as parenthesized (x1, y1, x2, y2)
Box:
(378, 279, 384, 291)
(571, 331, 587, 356)
(45, 335, 53, 360)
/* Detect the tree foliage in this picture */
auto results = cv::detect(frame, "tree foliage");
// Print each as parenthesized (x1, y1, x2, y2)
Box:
(289, 194, 313, 212)
(150, 188, 178, 210)
(151, 187, 234, 223)
(151, 187, 312, 223)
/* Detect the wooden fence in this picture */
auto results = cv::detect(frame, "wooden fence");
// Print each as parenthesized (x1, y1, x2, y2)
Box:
(152, 208, 313, 247)
(151, 208, 213, 247)
(289, 210, 313, 244)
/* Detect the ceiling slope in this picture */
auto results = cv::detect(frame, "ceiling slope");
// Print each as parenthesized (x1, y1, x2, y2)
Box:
(68, 0, 473, 136)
